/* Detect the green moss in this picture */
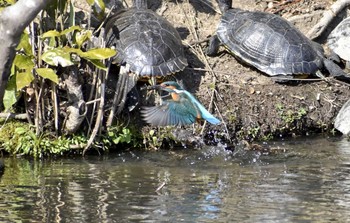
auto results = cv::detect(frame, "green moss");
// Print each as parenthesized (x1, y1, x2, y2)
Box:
(142, 126, 177, 150)
(0, 120, 87, 157)
(276, 104, 308, 125)
(0, 120, 149, 156)
(260, 133, 273, 141)
(247, 126, 260, 139)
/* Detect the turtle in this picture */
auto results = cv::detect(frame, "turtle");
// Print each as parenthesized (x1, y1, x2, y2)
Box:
(327, 17, 350, 69)
(207, 0, 348, 79)
(104, 0, 188, 115)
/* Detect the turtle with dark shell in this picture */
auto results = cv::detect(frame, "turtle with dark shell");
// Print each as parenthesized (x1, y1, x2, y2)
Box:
(105, 0, 187, 115)
(207, 0, 349, 80)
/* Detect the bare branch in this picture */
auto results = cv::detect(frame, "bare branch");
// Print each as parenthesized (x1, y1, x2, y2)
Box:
(0, 113, 28, 120)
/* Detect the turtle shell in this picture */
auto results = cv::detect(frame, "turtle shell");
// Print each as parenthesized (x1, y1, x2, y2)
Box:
(217, 9, 323, 76)
(327, 17, 350, 61)
(105, 8, 188, 77)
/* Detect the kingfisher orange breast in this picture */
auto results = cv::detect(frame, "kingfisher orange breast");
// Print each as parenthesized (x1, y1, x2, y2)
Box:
(170, 92, 180, 101)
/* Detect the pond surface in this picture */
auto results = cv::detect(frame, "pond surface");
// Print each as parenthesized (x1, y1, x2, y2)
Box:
(1, 136, 350, 222)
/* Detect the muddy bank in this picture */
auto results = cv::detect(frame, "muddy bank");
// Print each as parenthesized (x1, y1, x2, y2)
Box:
(115, 0, 350, 145)
(72, 0, 350, 149)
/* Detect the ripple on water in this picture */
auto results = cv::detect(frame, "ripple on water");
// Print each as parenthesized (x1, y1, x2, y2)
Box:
(0, 137, 350, 222)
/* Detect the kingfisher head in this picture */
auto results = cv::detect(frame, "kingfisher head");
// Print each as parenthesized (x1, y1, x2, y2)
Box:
(145, 81, 184, 92)
(159, 81, 183, 91)
(144, 81, 185, 102)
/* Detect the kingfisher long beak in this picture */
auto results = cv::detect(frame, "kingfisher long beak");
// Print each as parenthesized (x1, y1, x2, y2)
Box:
(142, 84, 163, 90)
(140, 85, 158, 90)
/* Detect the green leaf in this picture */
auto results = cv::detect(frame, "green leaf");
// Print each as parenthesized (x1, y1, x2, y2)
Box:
(85, 0, 94, 5)
(69, 1, 75, 27)
(93, 0, 105, 12)
(48, 37, 56, 47)
(92, 0, 105, 20)
(41, 48, 74, 67)
(16, 71, 34, 90)
(75, 30, 92, 48)
(63, 47, 109, 70)
(16, 32, 32, 56)
(42, 26, 81, 39)
(63, 47, 82, 54)
(63, 47, 116, 60)
(3, 75, 19, 110)
(85, 58, 107, 70)
(15, 127, 27, 135)
(113, 137, 120, 144)
(80, 48, 116, 60)
(35, 68, 59, 83)
(108, 131, 115, 137)
(13, 54, 34, 71)
(149, 130, 155, 136)
(42, 30, 61, 38)
(60, 25, 81, 36)
(83, 0, 106, 20)
(7, 0, 16, 4)
(122, 128, 131, 143)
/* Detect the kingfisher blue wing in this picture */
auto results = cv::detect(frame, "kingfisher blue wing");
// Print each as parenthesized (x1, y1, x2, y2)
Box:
(141, 100, 197, 126)
(181, 91, 221, 125)
(191, 100, 221, 125)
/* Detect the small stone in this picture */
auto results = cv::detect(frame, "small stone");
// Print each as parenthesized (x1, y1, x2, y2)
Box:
(267, 2, 274, 9)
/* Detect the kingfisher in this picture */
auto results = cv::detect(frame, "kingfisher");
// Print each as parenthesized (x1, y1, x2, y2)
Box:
(141, 81, 221, 126)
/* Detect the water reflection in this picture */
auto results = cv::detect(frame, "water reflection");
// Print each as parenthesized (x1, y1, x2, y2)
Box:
(0, 136, 350, 222)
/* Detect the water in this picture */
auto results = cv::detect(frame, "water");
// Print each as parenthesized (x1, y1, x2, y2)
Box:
(1, 136, 350, 222)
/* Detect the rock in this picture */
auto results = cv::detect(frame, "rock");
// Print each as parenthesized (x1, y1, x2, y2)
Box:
(335, 99, 350, 135)
(327, 17, 350, 69)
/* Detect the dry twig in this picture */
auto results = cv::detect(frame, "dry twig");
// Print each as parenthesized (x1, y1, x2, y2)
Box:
(83, 69, 106, 156)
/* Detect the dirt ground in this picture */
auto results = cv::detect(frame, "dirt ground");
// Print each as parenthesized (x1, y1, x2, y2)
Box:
(96, 0, 350, 146)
